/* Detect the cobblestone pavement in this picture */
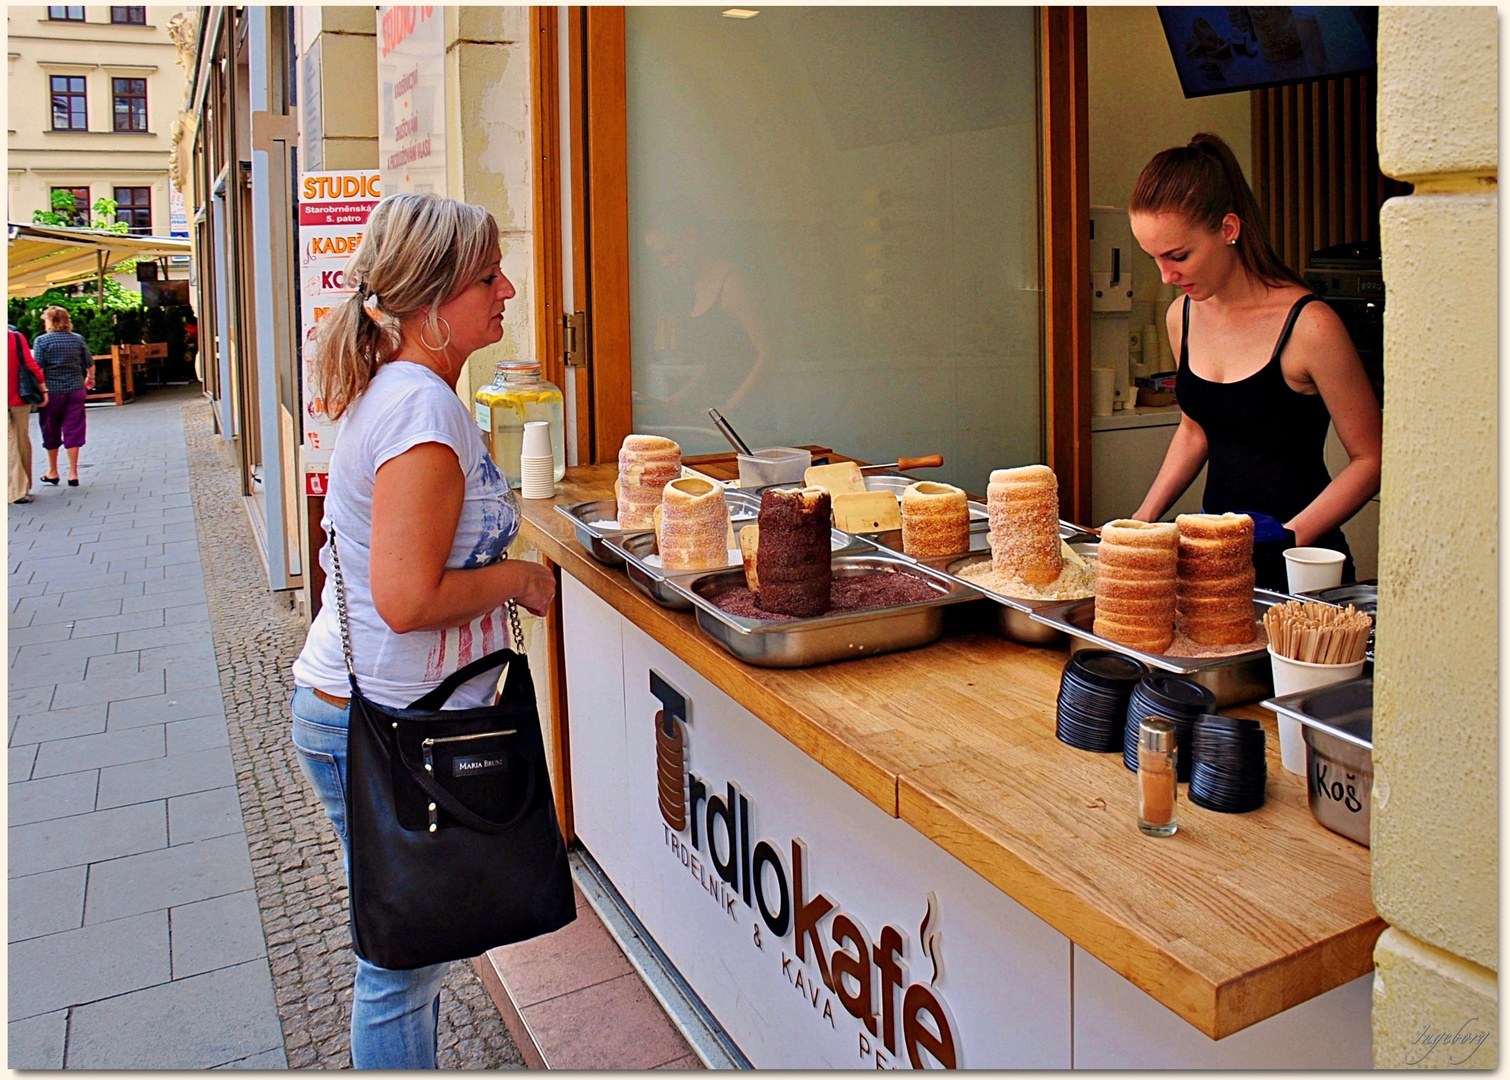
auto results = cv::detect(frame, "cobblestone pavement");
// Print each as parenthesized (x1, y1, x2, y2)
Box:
(180, 397, 524, 1070)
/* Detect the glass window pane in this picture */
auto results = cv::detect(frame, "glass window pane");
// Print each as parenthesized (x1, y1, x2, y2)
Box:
(624, 8, 1042, 490)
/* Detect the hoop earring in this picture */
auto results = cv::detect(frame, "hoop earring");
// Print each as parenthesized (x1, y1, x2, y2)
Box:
(419, 316, 452, 353)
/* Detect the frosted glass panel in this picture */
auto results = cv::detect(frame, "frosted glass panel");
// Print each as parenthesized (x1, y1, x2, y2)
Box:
(625, 7, 1042, 493)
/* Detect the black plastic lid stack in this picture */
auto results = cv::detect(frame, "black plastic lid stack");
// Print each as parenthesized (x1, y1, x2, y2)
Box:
(1058, 651, 1148, 754)
(1122, 675, 1216, 779)
(1188, 713, 1267, 813)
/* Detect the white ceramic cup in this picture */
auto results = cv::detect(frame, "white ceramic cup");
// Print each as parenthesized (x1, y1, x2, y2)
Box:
(1283, 547, 1346, 594)
(1268, 648, 1368, 773)
(522, 420, 552, 458)
(519, 454, 556, 500)
(1090, 368, 1116, 417)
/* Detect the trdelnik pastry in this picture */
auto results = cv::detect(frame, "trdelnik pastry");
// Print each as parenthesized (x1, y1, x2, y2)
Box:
(1094, 519, 1178, 653)
(615, 434, 681, 531)
(655, 477, 732, 572)
(987, 464, 1062, 585)
(1175, 512, 1256, 646)
(901, 481, 970, 558)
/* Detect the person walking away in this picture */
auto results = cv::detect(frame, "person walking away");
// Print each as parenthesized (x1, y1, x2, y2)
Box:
(290, 193, 556, 1069)
(32, 306, 95, 487)
(8, 326, 48, 503)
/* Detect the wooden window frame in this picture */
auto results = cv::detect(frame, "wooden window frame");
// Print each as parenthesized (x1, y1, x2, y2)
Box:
(110, 6, 147, 25)
(112, 76, 148, 133)
(47, 7, 85, 22)
(113, 185, 152, 234)
(50, 74, 88, 131)
(558, 6, 1090, 514)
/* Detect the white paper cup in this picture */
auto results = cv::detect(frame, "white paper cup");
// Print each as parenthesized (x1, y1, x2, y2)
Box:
(1268, 647, 1368, 773)
(1091, 368, 1116, 417)
(522, 420, 552, 458)
(1283, 547, 1345, 594)
(519, 454, 556, 499)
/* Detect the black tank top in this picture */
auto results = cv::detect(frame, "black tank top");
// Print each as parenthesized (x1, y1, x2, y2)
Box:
(1175, 294, 1334, 524)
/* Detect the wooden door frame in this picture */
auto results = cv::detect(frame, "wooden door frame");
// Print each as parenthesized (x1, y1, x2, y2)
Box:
(1040, 7, 1092, 526)
(569, 7, 1091, 512)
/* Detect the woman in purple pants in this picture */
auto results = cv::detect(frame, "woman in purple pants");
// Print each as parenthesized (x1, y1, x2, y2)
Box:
(32, 307, 95, 487)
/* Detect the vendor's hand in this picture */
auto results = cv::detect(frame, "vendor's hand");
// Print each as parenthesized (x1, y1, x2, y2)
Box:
(512, 561, 556, 618)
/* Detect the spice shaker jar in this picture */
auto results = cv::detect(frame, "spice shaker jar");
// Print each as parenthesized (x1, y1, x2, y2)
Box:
(475, 361, 565, 489)
(1137, 718, 1178, 837)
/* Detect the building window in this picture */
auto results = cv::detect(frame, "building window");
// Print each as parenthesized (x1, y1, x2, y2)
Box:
(50, 186, 91, 225)
(48, 7, 85, 21)
(50, 75, 88, 131)
(110, 7, 147, 24)
(114, 186, 151, 234)
(112, 78, 148, 132)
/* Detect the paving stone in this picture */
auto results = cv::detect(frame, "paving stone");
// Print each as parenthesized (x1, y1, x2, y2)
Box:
(84, 831, 254, 923)
(123, 588, 208, 614)
(171, 890, 269, 978)
(165, 658, 224, 693)
(211, 1046, 290, 1069)
(9, 866, 87, 941)
(107, 686, 226, 728)
(67, 608, 164, 638)
(6, 620, 78, 647)
(13, 633, 119, 670)
(8, 799, 165, 878)
(8, 770, 98, 826)
(9, 703, 109, 746)
(167, 715, 232, 755)
(66, 959, 285, 1069)
(7, 1010, 68, 1069)
(169, 786, 247, 845)
(6, 657, 82, 689)
(8, 910, 169, 1021)
(31, 724, 165, 778)
(9, 744, 38, 783)
(96, 745, 235, 809)
(138, 638, 218, 670)
(115, 619, 215, 651)
(8, 684, 55, 715)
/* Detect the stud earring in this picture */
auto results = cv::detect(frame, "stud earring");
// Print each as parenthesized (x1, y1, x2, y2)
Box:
(1227, 238, 1237, 246)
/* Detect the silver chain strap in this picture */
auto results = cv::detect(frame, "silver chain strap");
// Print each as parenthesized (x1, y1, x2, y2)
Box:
(326, 526, 526, 675)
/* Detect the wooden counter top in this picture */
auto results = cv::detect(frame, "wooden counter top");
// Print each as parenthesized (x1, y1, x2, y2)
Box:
(518, 465, 1383, 1040)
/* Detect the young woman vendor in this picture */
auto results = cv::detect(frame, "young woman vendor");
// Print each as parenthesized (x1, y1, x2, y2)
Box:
(1127, 133, 1382, 590)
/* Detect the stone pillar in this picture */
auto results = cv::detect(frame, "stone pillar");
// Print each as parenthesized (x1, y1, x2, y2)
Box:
(1371, 7, 1497, 1070)
(443, 7, 535, 403)
(302, 8, 380, 171)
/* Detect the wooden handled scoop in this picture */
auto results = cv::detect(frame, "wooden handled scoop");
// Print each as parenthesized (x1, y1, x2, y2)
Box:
(860, 455, 944, 473)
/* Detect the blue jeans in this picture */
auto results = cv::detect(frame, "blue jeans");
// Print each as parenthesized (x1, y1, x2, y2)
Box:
(290, 687, 450, 1069)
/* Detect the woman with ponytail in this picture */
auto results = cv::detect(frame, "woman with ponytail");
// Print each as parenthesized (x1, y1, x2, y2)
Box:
(290, 193, 555, 1068)
(1127, 133, 1381, 588)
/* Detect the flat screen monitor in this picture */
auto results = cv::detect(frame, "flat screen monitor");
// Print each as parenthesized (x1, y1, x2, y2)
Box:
(1157, 7, 1377, 98)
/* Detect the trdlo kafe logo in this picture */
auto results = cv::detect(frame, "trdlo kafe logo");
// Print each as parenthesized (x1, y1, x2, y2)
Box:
(651, 671, 958, 1069)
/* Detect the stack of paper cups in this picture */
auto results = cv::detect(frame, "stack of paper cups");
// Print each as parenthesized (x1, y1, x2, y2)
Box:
(520, 421, 556, 500)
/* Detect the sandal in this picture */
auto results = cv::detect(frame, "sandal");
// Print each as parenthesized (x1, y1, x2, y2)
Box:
(41, 475, 59, 485)
(67, 478, 79, 487)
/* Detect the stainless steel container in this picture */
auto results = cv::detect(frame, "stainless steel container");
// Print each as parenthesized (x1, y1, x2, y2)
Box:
(907, 542, 1100, 647)
(666, 553, 979, 668)
(1028, 590, 1292, 705)
(1263, 678, 1373, 846)
(604, 524, 869, 612)
(869, 519, 1093, 561)
(555, 488, 759, 567)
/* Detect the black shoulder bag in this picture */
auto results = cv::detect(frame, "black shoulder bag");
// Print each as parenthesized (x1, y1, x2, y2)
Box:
(329, 529, 576, 970)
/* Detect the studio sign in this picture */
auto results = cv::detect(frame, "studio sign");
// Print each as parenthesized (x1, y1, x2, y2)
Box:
(651, 672, 959, 1069)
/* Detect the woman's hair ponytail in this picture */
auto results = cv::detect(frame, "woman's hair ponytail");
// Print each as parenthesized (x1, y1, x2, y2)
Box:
(1130, 132, 1306, 290)
(310, 192, 499, 420)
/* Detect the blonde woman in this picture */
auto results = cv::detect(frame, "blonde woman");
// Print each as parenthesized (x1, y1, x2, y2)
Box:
(290, 194, 554, 1068)
(32, 307, 94, 486)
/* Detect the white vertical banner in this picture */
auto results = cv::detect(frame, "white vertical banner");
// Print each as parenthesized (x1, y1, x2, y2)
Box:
(298, 170, 382, 491)
(377, 6, 448, 196)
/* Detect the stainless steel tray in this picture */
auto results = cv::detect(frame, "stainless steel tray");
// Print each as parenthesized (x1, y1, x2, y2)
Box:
(665, 553, 980, 668)
(604, 524, 871, 612)
(1263, 678, 1373, 846)
(555, 488, 760, 566)
(911, 541, 1100, 646)
(870, 519, 1094, 561)
(1027, 589, 1293, 705)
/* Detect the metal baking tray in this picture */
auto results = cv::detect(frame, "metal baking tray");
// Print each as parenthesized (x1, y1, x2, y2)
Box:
(909, 541, 1100, 646)
(1263, 678, 1373, 846)
(664, 552, 980, 668)
(870, 519, 1094, 561)
(604, 524, 871, 611)
(1027, 589, 1293, 705)
(555, 489, 760, 566)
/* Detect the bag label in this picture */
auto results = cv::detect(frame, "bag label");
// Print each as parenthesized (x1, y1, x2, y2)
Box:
(452, 754, 507, 777)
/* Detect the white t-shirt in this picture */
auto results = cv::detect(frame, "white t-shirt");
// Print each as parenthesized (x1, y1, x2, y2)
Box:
(293, 361, 521, 709)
